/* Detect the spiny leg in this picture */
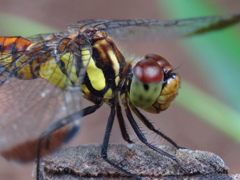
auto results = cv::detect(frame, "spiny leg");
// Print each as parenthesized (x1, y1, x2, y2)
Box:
(101, 101, 142, 180)
(130, 103, 183, 149)
(125, 101, 188, 173)
(36, 103, 102, 180)
(116, 101, 134, 143)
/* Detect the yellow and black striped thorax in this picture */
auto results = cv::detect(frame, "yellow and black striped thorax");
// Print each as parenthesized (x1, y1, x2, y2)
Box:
(80, 30, 126, 100)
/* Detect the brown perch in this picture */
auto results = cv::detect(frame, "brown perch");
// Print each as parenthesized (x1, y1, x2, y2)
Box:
(37, 144, 240, 180)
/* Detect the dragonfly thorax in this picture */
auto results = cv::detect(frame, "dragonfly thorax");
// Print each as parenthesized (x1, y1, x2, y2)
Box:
(81, 30, 126, 102)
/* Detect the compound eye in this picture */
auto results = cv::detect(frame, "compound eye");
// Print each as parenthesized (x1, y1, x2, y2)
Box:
(145, 54, 171, 68)
(130, 57, 164, 109)
(134, 58, 163, 83)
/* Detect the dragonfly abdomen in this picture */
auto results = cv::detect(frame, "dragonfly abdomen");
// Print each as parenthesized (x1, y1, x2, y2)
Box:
(0, 37, 39, 80)
(0, 37, 31, 54)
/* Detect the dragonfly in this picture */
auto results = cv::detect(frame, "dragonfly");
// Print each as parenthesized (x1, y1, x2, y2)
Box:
(0, 14, 239, 179)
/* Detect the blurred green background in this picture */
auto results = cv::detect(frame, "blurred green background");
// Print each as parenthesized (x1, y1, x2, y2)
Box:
(159, 1, 240, 143)
(0, 0, 239, 179)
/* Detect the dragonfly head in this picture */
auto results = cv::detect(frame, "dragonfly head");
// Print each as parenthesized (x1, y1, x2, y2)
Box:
(129, 54, 180, 114)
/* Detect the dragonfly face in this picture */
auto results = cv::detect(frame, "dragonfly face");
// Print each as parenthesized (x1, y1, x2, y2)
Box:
(0, 14, 239, 179)
(129, 54, 180, 113)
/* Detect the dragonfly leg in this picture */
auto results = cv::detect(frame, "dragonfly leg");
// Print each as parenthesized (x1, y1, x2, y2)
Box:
(36, 103, 102, 180)
(101, 100, 142, 180)
(124, 102, 188, 173)
(116, 101, 134, 143)
(130, 104, 184, 149)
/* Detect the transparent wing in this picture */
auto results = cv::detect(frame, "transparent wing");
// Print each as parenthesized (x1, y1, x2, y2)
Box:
(0, 36, 91, 154)
(69, 14, 240, 40)
(27, 31, 70, 43)
(0, 79, 77, 151)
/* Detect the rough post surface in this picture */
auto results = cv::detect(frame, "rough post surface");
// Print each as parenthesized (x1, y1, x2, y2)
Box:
(37, 144, 237, 180)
